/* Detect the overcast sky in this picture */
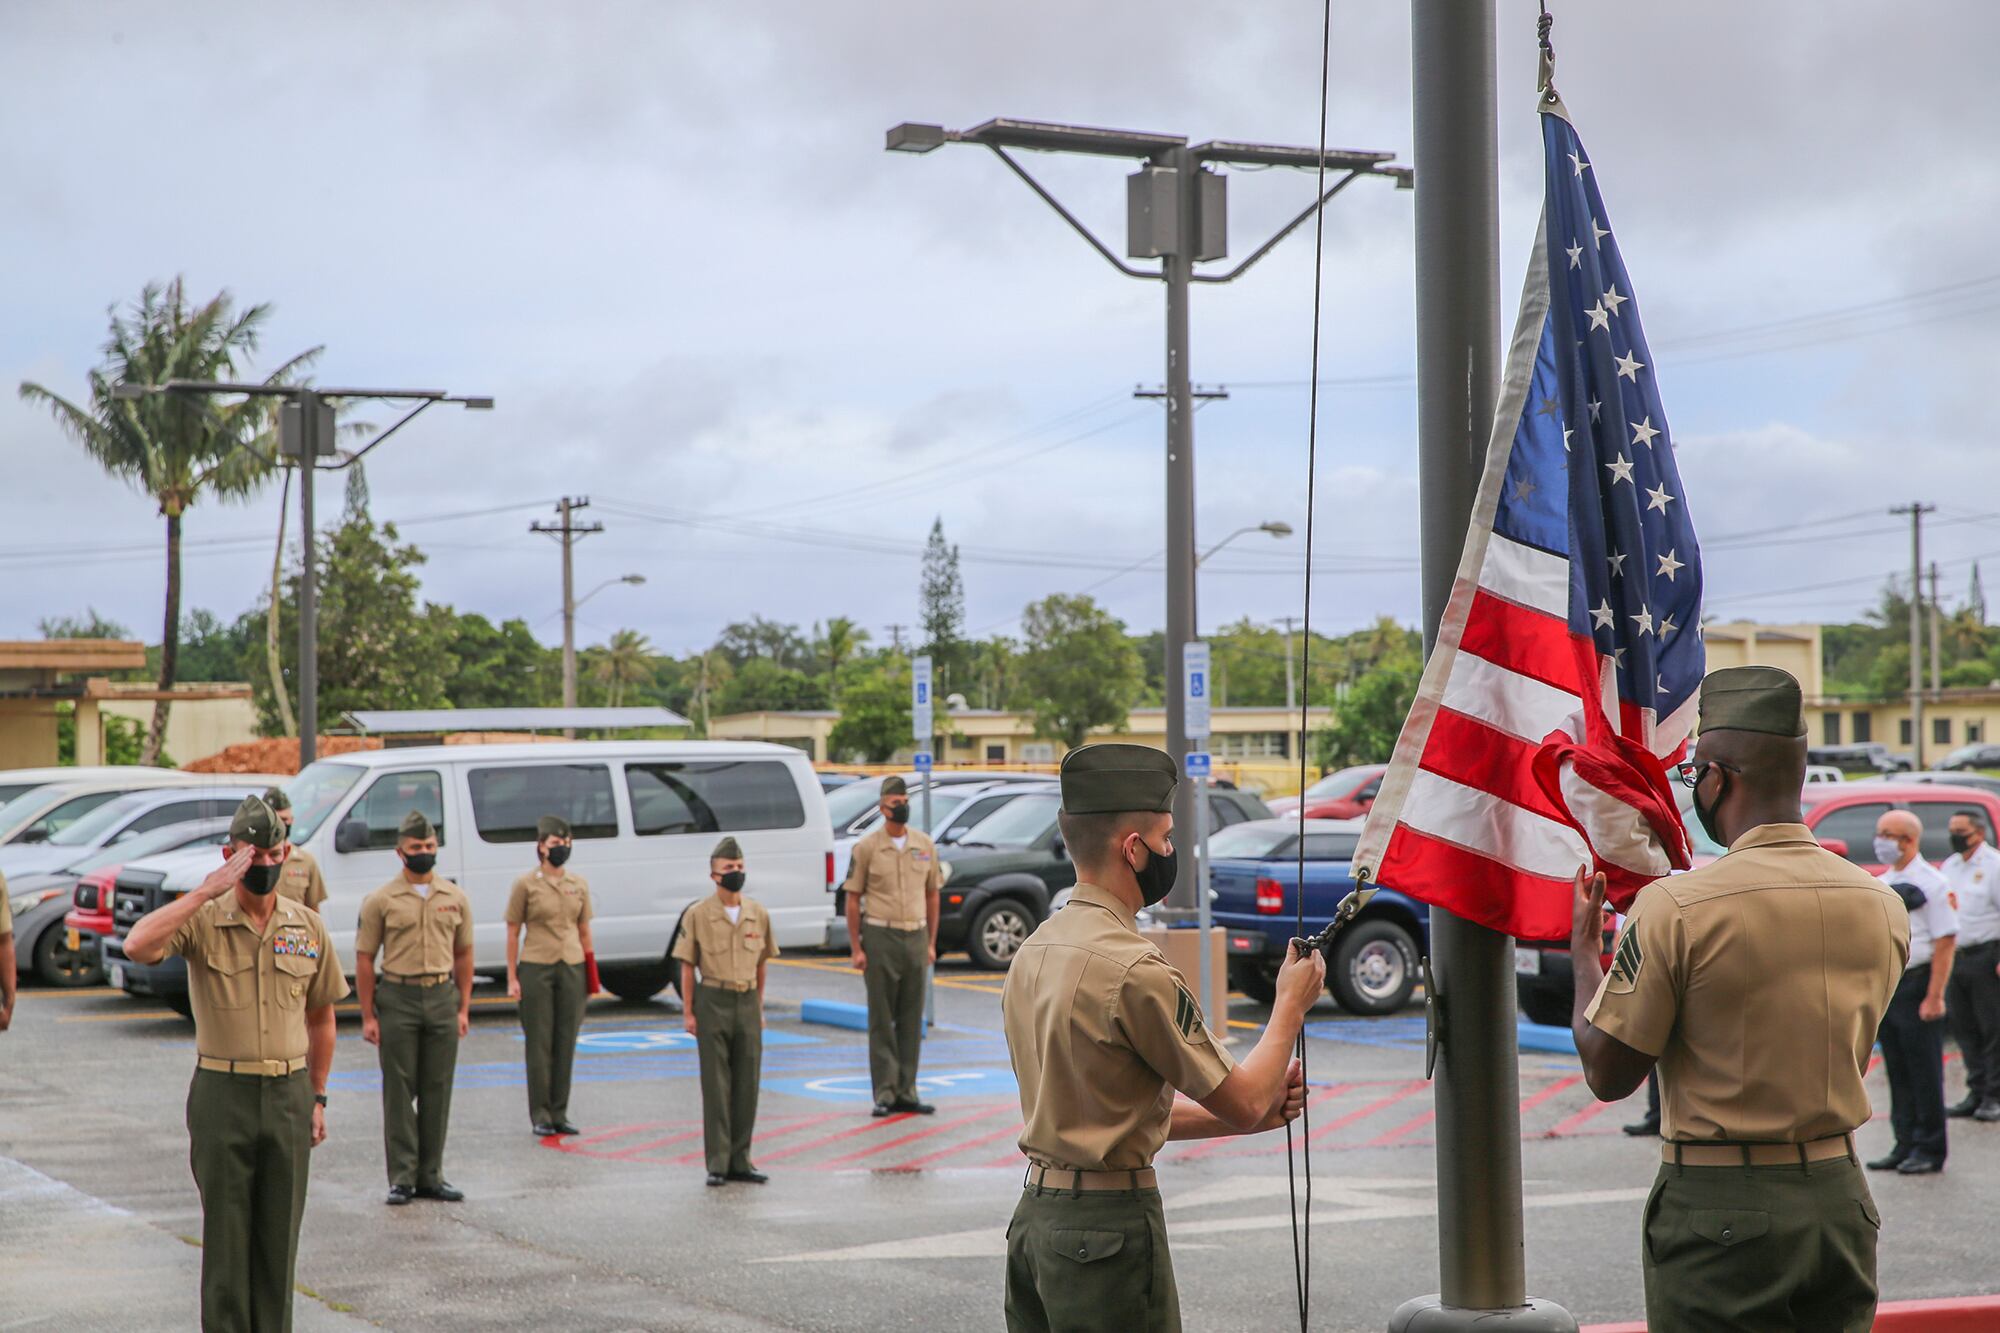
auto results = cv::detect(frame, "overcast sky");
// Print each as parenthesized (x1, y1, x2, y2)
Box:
(5, 1, 1998, 659)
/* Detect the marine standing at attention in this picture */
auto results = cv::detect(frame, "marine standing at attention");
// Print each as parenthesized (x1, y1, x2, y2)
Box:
(262, 786, 327, 911)
(1002, 744, 1317, 1333)
(673, 835, 779, 1187)
(355, 810, 474, 1205)
(842, 775, 942, 1116)
(507, 814, 597, 1137)
(1570, 667, 1908, 1331)
(122, 795, 348, 1332)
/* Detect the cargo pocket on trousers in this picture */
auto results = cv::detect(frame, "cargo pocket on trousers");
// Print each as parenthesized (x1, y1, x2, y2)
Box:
(1858, 1195, 1881, 1230)
(1687, 1209, 1770, 1247)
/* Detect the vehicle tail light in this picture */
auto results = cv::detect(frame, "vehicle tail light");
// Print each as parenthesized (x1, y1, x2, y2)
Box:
(1255, 877, 1284, 915)
(825, 852, 835, 890)
(75, 884, 97, 910)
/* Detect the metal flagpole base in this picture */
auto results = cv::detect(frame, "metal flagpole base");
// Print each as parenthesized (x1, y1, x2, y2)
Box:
(1388, 1296, 1576, 1331)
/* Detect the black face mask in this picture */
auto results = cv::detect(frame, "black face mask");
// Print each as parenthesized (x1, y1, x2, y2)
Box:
(242, 862, 281, 896)
(545, 844, 572, 868)
(1691, 766, 1729, 847)
(886, 802, 911, 825)
(718, 870, 747, 893)
(402, 852, 437, 877)
(1128, 835, 1178, 908)
(1950, 832, 1974, 856)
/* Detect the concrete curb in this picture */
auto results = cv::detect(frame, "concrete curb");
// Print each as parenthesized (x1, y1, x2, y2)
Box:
(1582, 1295, 2000, 1332)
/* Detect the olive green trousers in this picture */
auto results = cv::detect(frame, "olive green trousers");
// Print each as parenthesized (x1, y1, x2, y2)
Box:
(186, 1066, 313, 1333)
(1005, 1182, 1180, 1333)
(1642, 1155, 1880, 1331)
(861, 922, 927, 1106)
(519, 960, 586, 1126)
(375, 979, 459, 1189)
(694, 984, 764, 1174)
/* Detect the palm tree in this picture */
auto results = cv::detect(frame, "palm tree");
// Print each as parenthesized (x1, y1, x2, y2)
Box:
(21, 278, 318, 763)
(593, 629, 655, 707)
(817, 616, 870, 685)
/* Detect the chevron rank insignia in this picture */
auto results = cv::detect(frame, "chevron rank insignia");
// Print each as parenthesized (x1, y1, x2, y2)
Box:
(1605, 925, 1643, 995)
(1173, 985, 1202, 1040)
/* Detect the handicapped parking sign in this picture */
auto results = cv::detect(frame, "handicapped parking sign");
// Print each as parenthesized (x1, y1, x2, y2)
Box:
(765, 1068, 1017, 1103)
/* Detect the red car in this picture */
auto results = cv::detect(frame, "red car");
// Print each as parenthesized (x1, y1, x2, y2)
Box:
(1796, 780, 2000, 872)
(1268, 764, 1389, 821)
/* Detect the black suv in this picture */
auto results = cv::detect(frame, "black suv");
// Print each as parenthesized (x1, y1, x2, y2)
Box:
(938, 783, 1274, 969)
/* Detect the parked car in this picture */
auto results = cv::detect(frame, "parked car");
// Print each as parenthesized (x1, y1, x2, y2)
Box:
(1938, 743, 2000, 772)
(0, 783, 267, 880)
(0, 772, 231, 848)
(1265, 764, 1388, 820)
(1806, 743, 1913, 776)
(822, 769, 1050, 839)
(1804, 765, 1845, 784)
(816, 771, 863, 793)
(0, 765, 188, 808)
(943, 785, 1274, 970)
(101, 741, 834, 1011)
(8, 817, 232, 986)
(1209, 817, 1428, 1015)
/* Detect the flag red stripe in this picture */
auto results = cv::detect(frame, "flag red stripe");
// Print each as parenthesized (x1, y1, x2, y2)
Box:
(1460, 591, 1584, 695)
(1421, 709, 1570, 825)
(1376, 824, 1575, 941)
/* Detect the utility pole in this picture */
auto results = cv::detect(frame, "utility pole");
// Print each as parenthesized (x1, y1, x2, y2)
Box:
(1930, 561, 1943, 700)
(1892, 504, 1936, 767)
(1275, 616, 1300, 715)
(886, 623, 907, 653)
(886, 116, 1408, 925)
(1393, 2, 1570, 1329)
(532, 497, 604, 738)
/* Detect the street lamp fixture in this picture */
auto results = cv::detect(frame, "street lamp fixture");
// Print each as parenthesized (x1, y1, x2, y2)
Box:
(576, 573, 647, 609)
(1196, 519, 1294, 565)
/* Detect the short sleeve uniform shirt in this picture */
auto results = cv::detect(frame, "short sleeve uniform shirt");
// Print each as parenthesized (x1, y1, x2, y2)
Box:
(275, 847, 328, 913)
(671, 895, 778, 985)
(1938, 843, 1999, 947)
(1880, 858, 1957, 968)
(166, 896, 349, 1062)
(506, 870, 592, 965)
(842, 827, 942, 925)
(357, 873, 473, 975)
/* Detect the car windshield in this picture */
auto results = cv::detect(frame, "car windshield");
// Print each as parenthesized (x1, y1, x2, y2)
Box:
(45, 791, 152, 847)
(825, 780, 887, 828)
(1302, 766, 1377, 800)
(0, 782, 37, 805)
(1208, 823, 1297, 860)
(285, 763, 366, 842)
(63, 820, 226, 874)
(956, 792, 1060, 846)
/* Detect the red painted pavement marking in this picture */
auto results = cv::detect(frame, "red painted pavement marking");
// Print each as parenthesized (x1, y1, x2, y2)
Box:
(1519, 1073, 1584, 1115)
(1364, 1107, 1435, 1148)
(607, 1128, 706, 1159)
(666, 1111, 848, 1165)
(1309, 1079, 1428, 1143)
(556, 1123, 664, 1150)
(885, 1121, 1026, 1172)
(756, 1110, 916, 1163)
(1545, 1095, 1618, 1138)
(820, 1104, 1013, 1167)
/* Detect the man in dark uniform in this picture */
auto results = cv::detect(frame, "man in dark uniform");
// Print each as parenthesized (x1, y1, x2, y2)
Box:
(1570, 667, 1907, 1331)
(124, 795, 347, 1332)
(1001, 744, 1317, 1332)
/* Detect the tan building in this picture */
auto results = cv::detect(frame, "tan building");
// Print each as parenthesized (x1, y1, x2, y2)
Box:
(0, 640, 256, 769)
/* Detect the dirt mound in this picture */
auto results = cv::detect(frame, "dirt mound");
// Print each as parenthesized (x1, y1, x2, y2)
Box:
(184, 735, 382, 775)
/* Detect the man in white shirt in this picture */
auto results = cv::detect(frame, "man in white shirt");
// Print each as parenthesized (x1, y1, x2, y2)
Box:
(1942, 808, 2000, 1122)
(1870, 810, 1959, 1174)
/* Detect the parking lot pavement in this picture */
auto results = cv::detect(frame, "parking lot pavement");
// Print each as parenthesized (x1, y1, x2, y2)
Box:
(5, 958, 1998, 1332)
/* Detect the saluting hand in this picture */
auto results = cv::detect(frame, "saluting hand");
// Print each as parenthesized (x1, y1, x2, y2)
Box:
(200, 846, 256, 901)
(1570, 865, 1608, 962)
(311, 1104, 328, 1148)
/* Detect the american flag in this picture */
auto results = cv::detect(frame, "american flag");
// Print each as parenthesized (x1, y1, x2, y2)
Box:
(1353, 98, 1705, 940)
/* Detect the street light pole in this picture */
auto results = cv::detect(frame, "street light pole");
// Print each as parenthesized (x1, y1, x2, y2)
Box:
(886, 117, 1407, 920)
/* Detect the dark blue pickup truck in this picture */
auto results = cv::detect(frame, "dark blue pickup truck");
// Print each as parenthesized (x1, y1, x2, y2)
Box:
(1211, 818, 1428, 1016)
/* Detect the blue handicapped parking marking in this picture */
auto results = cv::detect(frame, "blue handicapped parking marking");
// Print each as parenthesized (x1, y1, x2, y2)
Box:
(526, 1027, 822, 1053)
(764, 1067, 1018, 1103)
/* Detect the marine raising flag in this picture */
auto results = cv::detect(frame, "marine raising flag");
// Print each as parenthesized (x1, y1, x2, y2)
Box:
(1353, 90, 1704, 941)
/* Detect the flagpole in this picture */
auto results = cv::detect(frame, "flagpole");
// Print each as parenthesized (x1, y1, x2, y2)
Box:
(1392, 0, 1573, 1327)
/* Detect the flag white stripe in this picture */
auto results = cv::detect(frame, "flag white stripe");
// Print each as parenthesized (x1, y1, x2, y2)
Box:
(1558, 765, 1673, 877)
(1479, 534, 1569, 619)
(1442, 652, 1582, 745)
(1401, 770, 1590, 880)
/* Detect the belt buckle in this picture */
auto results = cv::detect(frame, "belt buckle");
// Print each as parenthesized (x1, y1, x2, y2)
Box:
(263, 1059, 287, 1077)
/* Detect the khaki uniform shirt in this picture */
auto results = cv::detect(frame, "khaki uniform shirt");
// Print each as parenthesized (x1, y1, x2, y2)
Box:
(1587, 822, 1909, 1143)
(506, 869, 592, 965)
(275, 846, 327, 912)
(356, 874, 473, 977)
(671, 895, 779, 986)
(843, 827, 942, 927)
(166, 896, 348, 1062)
(1002, 882, 1235, 1171)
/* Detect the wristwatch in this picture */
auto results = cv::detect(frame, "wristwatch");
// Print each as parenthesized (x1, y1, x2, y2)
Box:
(314, 1093, 329, 1107)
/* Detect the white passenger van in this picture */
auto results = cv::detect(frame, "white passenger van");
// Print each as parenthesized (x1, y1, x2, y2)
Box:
(266, 741, 830, 1001)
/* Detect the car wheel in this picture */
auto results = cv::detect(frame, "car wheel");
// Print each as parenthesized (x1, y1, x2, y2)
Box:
(600, 960, 674, 1004)
(966, 898, 1036, 970)
(33, 923, 103, 988)
(1229, 959, 1277, 1005)
(1516, 978, 1571, 1027)
(1327, 921, 1419, 1016)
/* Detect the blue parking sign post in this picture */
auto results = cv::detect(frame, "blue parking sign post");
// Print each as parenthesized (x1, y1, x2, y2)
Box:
(912, 655, 936, 1026)
(1182, 642, 1215, 1016)
(912, 751, 933, 772)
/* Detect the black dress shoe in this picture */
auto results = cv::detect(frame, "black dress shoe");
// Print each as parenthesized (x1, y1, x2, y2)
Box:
(385, 1185, 414, 1206)
(1622, 1116, 1661, 1137)
(893, 1100, 938, 1115)
(1946, 1094, 1980, 1118)
(533, 1123, 559, 1138)
(1896, 1156, 1945, 1175)
(871, 1104, 893, 1118)
(1975, 1100, 2000, 1123)
(725, 1170, 769, 1184)
(1866, 1150, 1908, 1171)
(415, 1182, 465, 1202)
(553, 1120, 581, 1135)
(706, 1173, 728, 1187)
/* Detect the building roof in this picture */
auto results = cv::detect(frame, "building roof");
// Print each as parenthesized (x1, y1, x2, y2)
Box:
(344, 706, 690, 733)
(0, 640, 147, 672)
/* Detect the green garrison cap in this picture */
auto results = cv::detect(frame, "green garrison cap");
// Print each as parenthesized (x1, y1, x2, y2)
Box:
(711, 835, 743, 861)
(399, 809, 437, 841)
(229, 796, 284, 850)
(1059, 743, 1178, 816)
(881, 775, 908, 798)
(536, 814, 572, 840)
(261, 786, 292, 813)
(1698, 665, 1807, 738)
